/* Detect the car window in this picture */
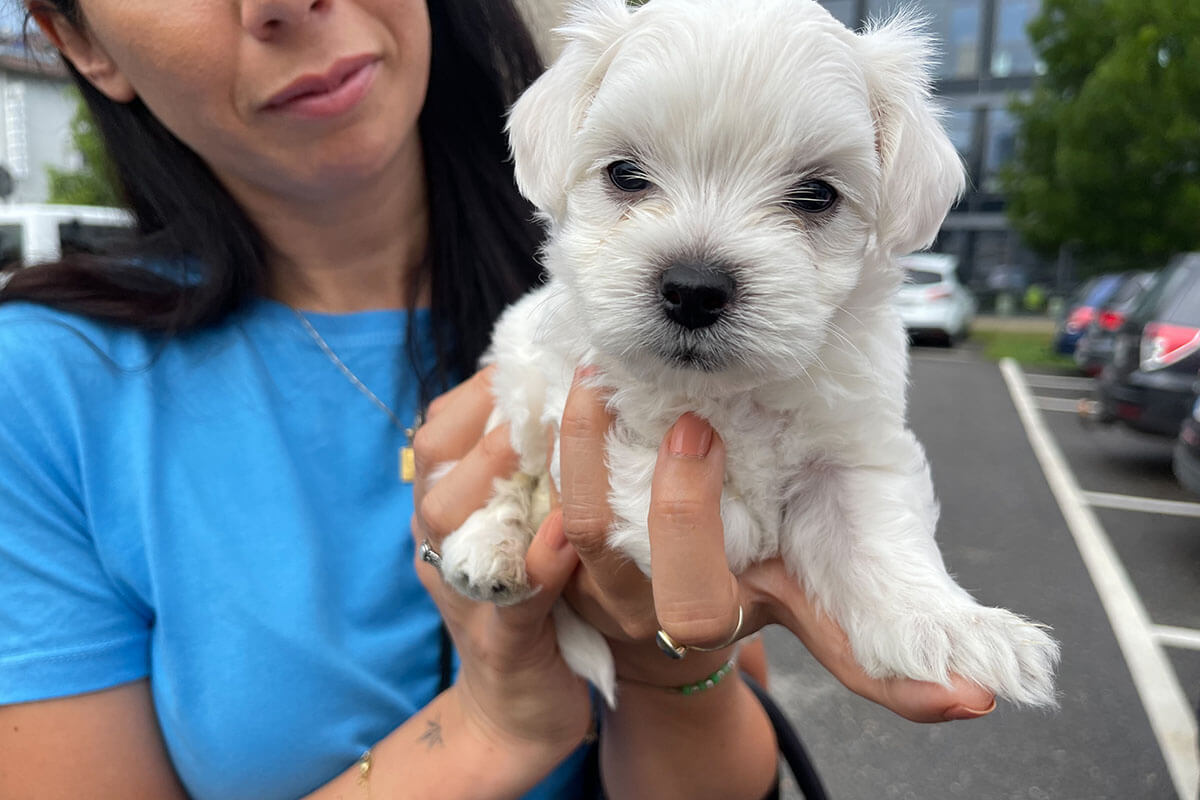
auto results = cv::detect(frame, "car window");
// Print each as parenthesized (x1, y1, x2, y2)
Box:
(1068, 277, 1098, 306)
(1107, 273, 1153, 308)
(904, 269, 942, 285)
(59, 221, 129, 257)
(0, 224, 21, 268)
(1131, 262, 1192, 324)
(1084, 275, 1121, 306)
(1160, 262, 1200, 327)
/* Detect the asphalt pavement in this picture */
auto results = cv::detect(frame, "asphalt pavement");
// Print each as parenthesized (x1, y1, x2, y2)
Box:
(766, 343, 1195, 800)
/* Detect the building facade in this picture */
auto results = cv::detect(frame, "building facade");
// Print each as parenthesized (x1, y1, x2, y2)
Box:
(820, 0, 1044, 293)
(0, 38, 76, 205)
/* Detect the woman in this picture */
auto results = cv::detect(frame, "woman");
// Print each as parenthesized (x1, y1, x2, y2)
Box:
(0, 1, 996, 798)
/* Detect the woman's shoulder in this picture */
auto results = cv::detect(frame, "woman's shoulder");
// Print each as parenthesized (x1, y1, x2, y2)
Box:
(0, 300, 137, 356)
(0, 301, 165, 376)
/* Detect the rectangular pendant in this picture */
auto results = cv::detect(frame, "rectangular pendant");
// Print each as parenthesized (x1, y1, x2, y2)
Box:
(400, 446, 416, 483)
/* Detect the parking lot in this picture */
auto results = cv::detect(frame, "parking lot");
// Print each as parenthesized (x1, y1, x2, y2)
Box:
(1019, 364, 1200, 794)
(767, 342, 1200, 800)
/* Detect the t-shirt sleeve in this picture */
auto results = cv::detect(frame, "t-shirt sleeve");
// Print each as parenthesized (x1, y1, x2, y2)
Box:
(0, 324, 149, 705)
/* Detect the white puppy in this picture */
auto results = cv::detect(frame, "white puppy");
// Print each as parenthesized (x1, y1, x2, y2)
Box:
(439, 0, 1059, 709)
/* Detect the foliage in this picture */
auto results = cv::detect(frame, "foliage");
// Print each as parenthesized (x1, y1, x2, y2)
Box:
(1001, 0, 1200, 274)
(1023, 284, 1048, 312)
(970, 330, 1076, 369)
(46, 92, 122, 207)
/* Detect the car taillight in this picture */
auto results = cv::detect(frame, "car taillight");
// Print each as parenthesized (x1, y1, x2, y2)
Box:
(925, 287, 952, 301)
(1140, 322, 1200, 371)
(1098, 310, 1125, 331)
(1065, 307, 1095, 334)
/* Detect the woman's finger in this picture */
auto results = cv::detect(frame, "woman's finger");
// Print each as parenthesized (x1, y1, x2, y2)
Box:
(744, 560, 995, 723)
(424, 365, 496, 423)
(416, 424, 518, 544)
(412, 366, 496, 478)
(559, 374, 646, 582)
(558, 370, 615, 565)
(875, 674, 997, 723)
(498, 510, 580, 629)
(561, 559, 659, 642)
(647, 413, 740, 647)
(558, 372, 659, 639)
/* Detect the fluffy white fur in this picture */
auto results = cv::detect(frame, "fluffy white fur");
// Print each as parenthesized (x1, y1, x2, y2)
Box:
(439, 0, 1060, 709)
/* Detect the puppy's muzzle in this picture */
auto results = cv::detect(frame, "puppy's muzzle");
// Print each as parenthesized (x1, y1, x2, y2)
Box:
(658, 262, 736, 330)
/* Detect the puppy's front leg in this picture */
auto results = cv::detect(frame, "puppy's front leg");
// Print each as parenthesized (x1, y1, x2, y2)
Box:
(780, 431, 1059, 707)
(440, 466, 553, 605)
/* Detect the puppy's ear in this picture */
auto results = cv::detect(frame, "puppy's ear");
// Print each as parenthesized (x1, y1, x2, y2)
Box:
(856, 13, 966, 255)
(508, 0, 633, 223)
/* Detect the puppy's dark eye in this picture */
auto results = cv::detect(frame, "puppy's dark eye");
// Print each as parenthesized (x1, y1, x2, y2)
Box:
(785, 180, 838, 214)
(607, 160, 652, 193)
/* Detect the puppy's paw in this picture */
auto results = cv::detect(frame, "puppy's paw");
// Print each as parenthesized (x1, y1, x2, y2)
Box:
(850, 604, 1060, 708)
(440, 508, 534, 606)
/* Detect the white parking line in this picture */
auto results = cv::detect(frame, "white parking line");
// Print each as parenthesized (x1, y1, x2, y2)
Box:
(1035, 396, 1086, 414)
(1083, 491, 1200, 519)
(1001, 358, 1199, 800)
(1153, 625, 1200, 652)
(1024, 374, 1096, 392)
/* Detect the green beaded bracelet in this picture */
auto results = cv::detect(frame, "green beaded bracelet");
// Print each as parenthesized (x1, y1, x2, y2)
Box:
(673, 658, 736, 695)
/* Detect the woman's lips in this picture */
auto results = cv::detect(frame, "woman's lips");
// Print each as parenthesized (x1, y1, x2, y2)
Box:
(264, 54, 381, 119)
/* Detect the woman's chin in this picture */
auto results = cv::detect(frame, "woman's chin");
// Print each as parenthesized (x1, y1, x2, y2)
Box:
(292, 136, 416, 197)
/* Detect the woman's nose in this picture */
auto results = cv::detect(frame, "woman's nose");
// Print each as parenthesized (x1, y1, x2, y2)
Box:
(242, 0, 329, 40)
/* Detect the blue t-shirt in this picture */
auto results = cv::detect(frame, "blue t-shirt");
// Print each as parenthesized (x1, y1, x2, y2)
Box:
(0, 299, 587, 799)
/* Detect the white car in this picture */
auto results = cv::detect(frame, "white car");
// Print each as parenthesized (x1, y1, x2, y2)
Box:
(895, 252, 976, 345)
(0, 204, 133, 268)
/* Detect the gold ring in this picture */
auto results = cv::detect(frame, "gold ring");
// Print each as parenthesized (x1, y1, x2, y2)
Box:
(655, 605, 744, 659)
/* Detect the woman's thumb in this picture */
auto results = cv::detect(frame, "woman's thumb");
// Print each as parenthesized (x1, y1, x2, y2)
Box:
(507, 509, 579, 622)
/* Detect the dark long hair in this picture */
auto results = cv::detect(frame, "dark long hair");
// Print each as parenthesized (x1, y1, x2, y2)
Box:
(7, 0, 546, 395)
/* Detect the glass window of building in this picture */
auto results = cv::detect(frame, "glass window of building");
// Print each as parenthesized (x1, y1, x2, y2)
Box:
(991, 0, 1040, 77)
(866, 0, 899, 20)
(820, 0, 858, 28)
(974, 231, 1022, 291)
(943, 0, 982, 78)
(868, 0, 982, 78)
(983, 108, 1017, 191)
(932, 229, 971, 281)
(943, 106, 976, 162)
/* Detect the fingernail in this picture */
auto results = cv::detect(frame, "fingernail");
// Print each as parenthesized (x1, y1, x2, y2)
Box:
(943, 698, 996, 721)
(543, 510, 569, 550)
(669, 413, 713, 458)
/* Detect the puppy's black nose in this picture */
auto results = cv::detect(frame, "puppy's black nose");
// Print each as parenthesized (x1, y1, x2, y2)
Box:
(659, 262, 735, 330)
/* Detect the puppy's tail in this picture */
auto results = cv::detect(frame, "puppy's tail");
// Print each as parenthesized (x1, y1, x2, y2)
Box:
(553, 600, 616, 708)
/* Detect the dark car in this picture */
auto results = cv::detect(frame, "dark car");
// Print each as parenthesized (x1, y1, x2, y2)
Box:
(1096, 254, 1200, 436)
(1074, 271, 1155, 376)
(1174, 383, 1200, 498)
(1053, 273, 1124, 355)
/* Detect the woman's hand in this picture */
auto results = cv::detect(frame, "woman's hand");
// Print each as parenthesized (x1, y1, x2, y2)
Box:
(558, 370, 997, 723)
(410, 367, 591, 755)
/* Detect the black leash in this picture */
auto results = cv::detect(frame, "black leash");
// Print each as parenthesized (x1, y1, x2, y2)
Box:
(436, 622, 454, 693)
(743, 674, 830, 800)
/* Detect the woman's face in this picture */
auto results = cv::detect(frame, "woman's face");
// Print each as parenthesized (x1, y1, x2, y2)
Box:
(66, 0, 432, 200)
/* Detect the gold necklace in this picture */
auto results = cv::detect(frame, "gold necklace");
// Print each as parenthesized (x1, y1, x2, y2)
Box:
(292, 308, 419, 483)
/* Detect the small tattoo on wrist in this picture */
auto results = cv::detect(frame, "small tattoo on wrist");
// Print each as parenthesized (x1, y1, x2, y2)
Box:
(419, 716, 444, 750)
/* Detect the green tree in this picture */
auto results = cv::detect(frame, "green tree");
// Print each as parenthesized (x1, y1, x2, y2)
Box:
(46, 93, 122, 207)
(1001, 0, 1200, 275)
